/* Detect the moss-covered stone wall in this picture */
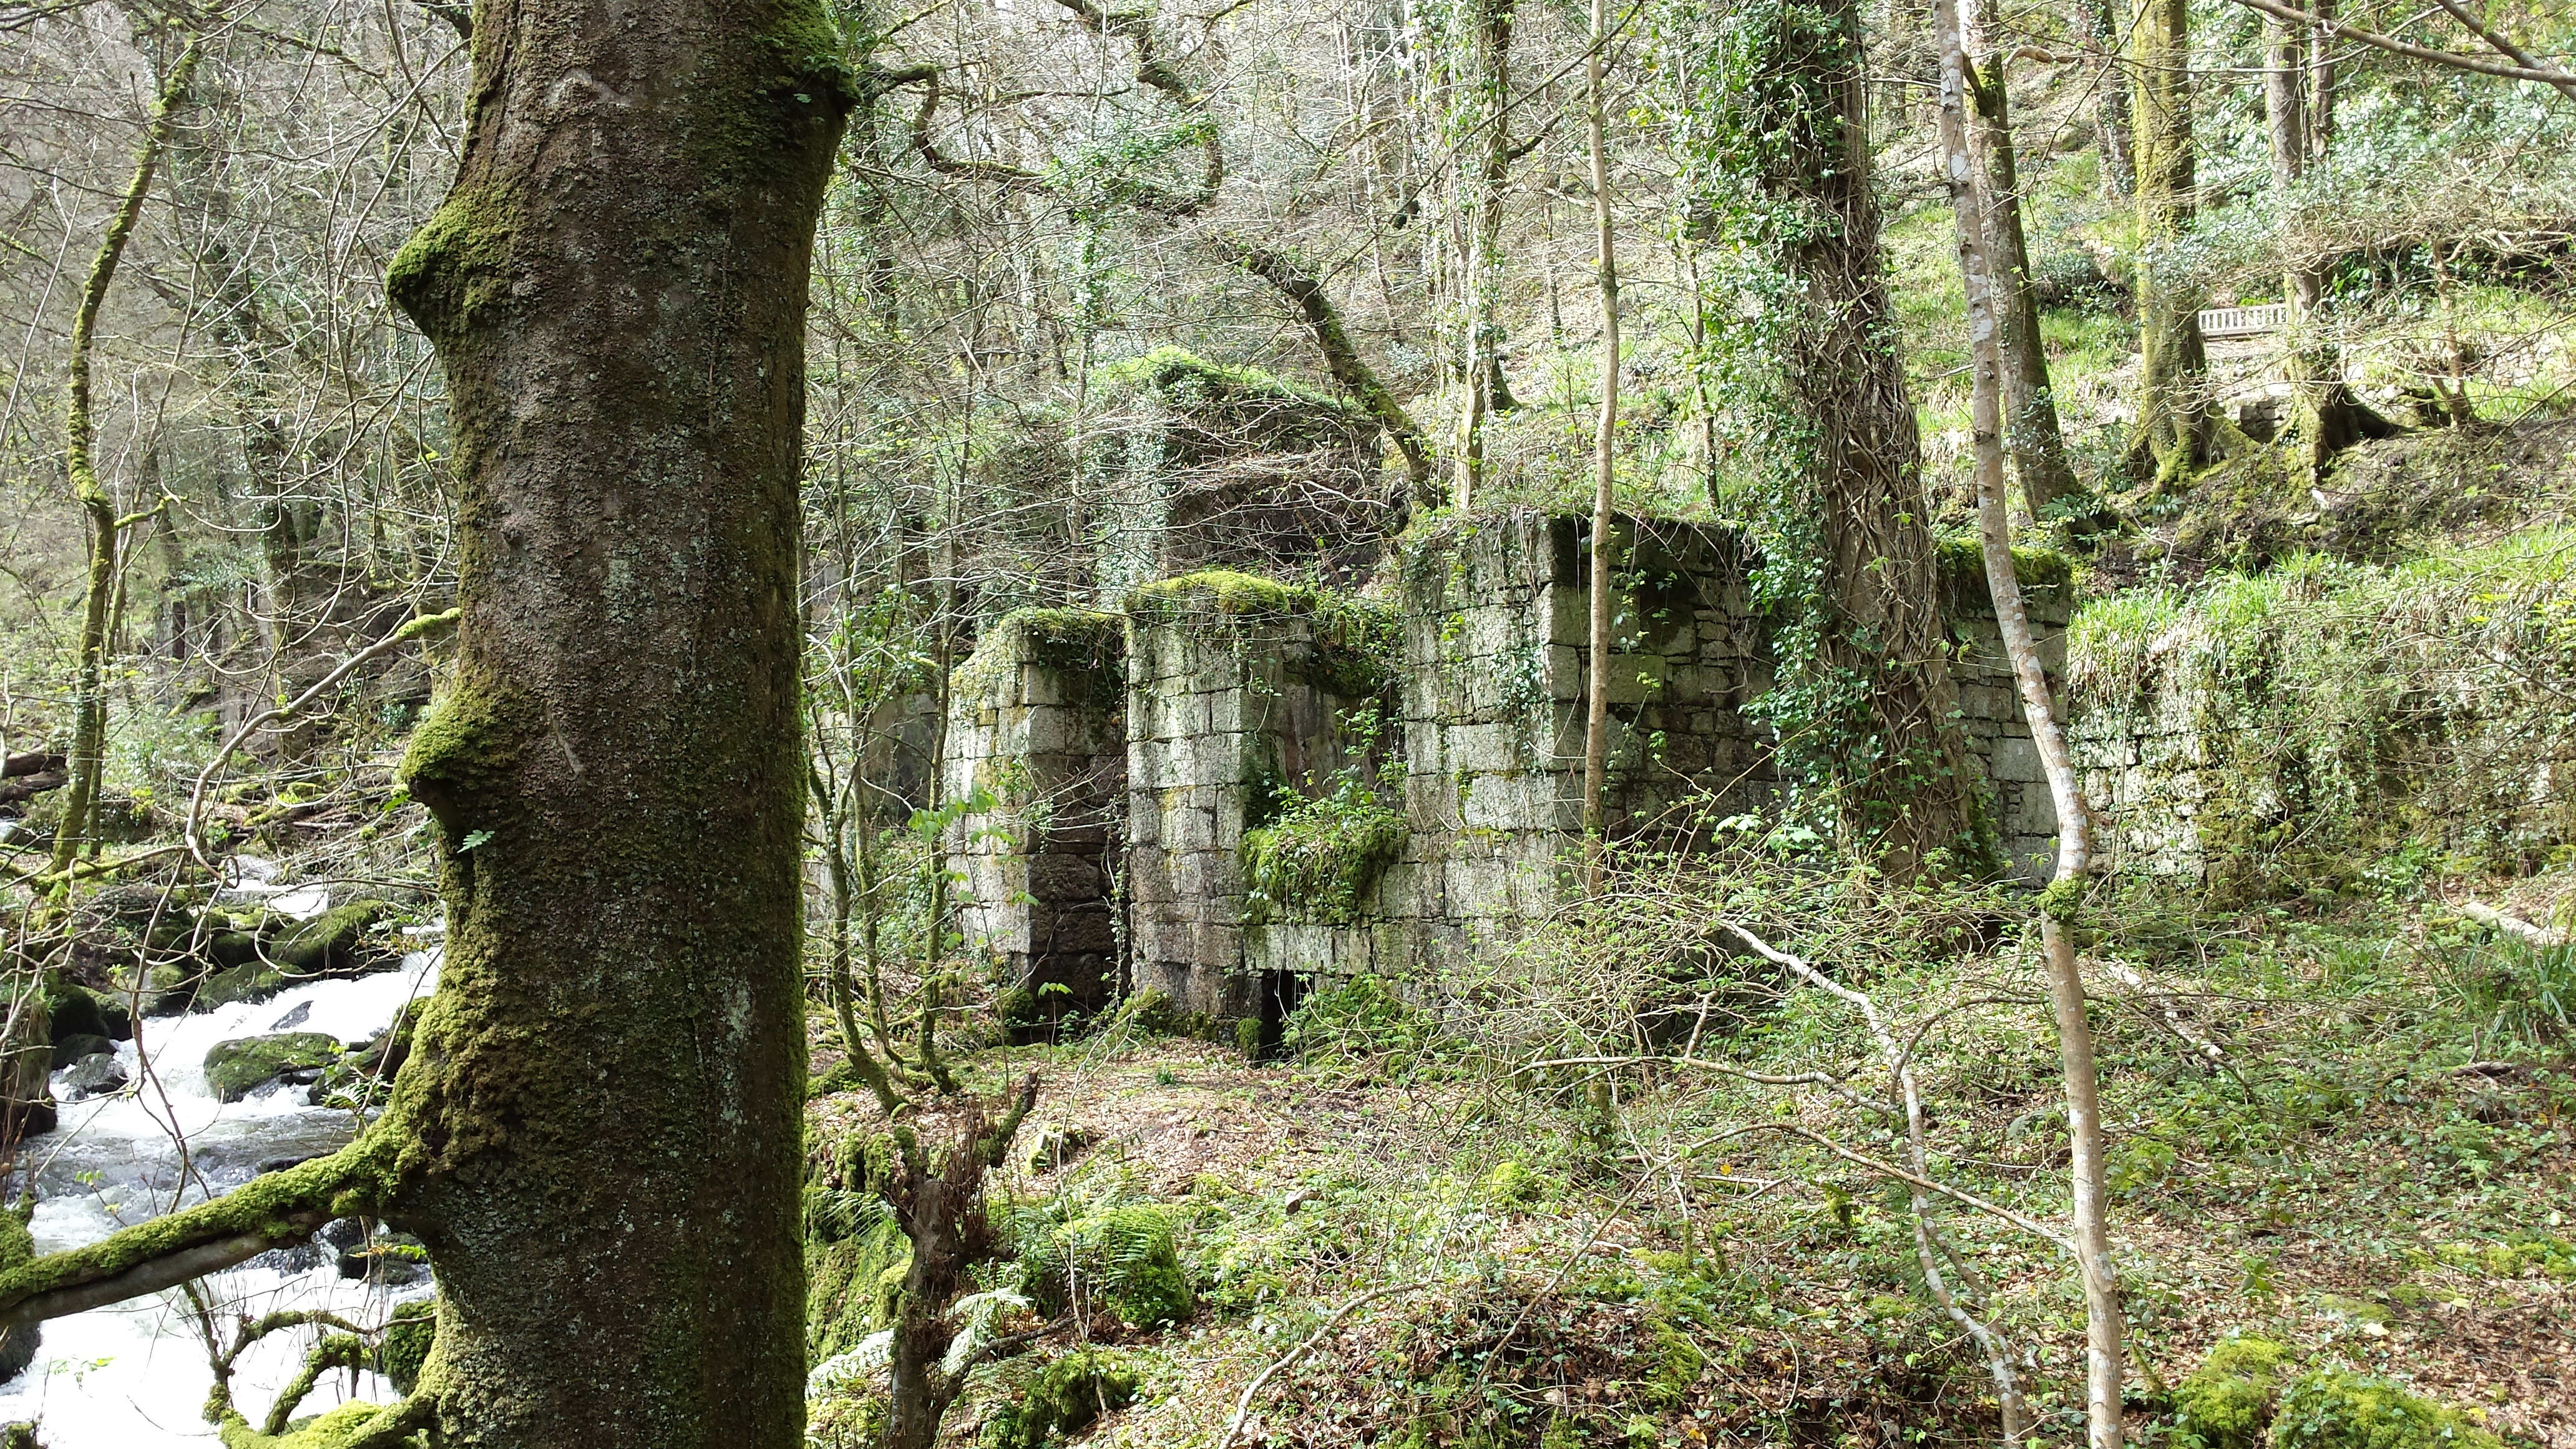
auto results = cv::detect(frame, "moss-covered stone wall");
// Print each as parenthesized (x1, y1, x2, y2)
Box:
(944, 509, 2072, 1028)
(945, 610, 1129, 1018)
(2066, 533, 2576, 898)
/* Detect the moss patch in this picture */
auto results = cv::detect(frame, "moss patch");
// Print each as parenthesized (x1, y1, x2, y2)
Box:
(203, 1033, 343, 1104)
(1243, 794, 1407, 925)
(2268, 1367, 2503, 1449)
(2175, 1335, 2291, 1449)
(980, 1350, 1140, 1449)
(1091, 345, 1364, 422)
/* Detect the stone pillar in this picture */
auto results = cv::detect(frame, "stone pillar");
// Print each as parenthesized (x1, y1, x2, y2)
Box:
(944, 610, 1128, 1025)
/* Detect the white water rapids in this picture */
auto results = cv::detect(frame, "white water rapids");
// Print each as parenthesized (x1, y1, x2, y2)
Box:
(0, 949, 441, 1445)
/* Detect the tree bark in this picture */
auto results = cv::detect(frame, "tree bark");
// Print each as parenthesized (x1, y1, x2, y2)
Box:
(49, 37, 203, 878)
(1964, 12, 2080, 519)
(0, 7, 853, 1447)
(1932, 3, 2123, 1440)
(371, 4, 849, 1440)
(1580, 0, 1620, 866)
(1451, 0, 1514, 507)
(1757, 0, 1983, 871)
(2077, 0, 2134, 197)
(2126, 0, 2212, 487)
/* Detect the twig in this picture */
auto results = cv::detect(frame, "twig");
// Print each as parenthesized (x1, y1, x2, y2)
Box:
(2215, 0, 2576, 89)
(1214, 1281, 1433, 1449)
(183, 608, 458, 869)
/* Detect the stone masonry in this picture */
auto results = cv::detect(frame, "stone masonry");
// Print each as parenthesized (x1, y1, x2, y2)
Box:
(945, 509, 2072, 1028)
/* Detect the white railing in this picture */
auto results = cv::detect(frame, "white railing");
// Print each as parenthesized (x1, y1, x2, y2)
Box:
(2198, 303, 2288, 338)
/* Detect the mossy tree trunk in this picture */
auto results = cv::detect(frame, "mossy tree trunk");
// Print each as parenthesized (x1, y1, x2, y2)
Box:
(1964, 12, 2080, 519)
(373, 1, 848, 1438)
(0, 6, 853, 1447)
(1450, 0, 1514, 507)
(2126, 0, 2213, 487)
(48, 37, 204, 879)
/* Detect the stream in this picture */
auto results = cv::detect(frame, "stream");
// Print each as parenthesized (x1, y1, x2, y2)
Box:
(0, 942, 441, 1445)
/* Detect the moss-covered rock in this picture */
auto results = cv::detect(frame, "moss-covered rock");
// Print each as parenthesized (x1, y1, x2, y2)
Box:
(2177, 1335, 2291, 1449)
(203, 1033, 342, 1103)
(193, 902, 399, 1012)
(373, 1297, 436, 1394)
(41, 977, 127, 1044)
(980, 1350, 1140, 1449)
(2267, 1368, 2503, 1449)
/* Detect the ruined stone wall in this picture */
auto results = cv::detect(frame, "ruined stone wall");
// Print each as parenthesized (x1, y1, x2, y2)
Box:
(2064, 547, 2576, 894)
(945, 510, 2074, 1030)
(1124, 575, 1386, 1022)
(942, 611, 1128, 1021)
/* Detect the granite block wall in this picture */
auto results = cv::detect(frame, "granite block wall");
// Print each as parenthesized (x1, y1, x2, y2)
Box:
(946, 509, 2073, 1030)
(943, 610, 1129, 1018)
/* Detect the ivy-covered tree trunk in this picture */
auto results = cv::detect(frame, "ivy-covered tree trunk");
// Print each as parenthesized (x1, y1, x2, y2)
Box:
(2126, 0, 2213, 486)
(1742, 0, 1983, 871)
(0, 6, 852, 1447)
(1450, 0, 1514, 506)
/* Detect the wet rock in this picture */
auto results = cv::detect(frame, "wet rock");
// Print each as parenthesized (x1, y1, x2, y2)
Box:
(318, 1217, 371, 1252)
(203, 1032, 343, 1103)
(198, 962, 289, 1011)
(0, 1324, 36, 1385)
(61, 1052, 127, 1101)
(51, 1034, 114, 1068)
(269, 1001, 313, 1031)
(0, 1101, 55, 1141)
(42, 979, 127, 1045)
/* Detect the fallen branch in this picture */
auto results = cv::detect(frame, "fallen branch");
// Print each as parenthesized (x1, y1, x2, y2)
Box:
(0, 1144, 376, 1329)
(2459, 900, 2565, 947)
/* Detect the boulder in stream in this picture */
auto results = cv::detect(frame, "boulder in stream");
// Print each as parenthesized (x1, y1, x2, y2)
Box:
(0, 1210, 36, 1384)
(50, 1034, 114, 1068)
(203, 1032, 343, 1103)
(192, 900, 399, 1011)
(60, 1051, 126, 1101)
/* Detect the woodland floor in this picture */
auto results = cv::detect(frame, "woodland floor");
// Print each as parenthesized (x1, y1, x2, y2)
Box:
(806, 879, 2576, 1449)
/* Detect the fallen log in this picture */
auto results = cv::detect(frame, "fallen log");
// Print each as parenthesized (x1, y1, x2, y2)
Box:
(0, 770, 66, 806)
